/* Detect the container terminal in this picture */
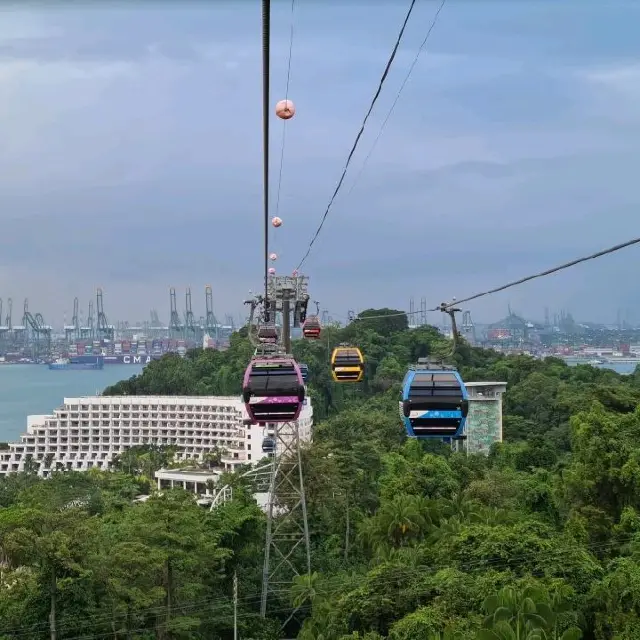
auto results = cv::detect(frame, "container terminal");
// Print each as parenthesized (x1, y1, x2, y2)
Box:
(0, 287, 236, 365)
(1, 289, 639, 368)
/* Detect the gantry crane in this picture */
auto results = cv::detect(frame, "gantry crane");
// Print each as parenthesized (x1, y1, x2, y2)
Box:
(169, 287, 183, 338)
(22, 299, 52, 359)
(96, 288, 114, 341)
(185, 288, 196, 338)
(205, 285, 220, 341)
(65, 297, 80, 342)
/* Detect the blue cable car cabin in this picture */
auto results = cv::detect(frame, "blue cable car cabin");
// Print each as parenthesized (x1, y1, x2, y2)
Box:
(401, 367, 469, 439)
(262, 436, 276, 455)
(299, 363, 309, 384)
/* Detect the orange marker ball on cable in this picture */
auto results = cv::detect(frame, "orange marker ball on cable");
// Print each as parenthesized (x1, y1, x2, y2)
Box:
(275, 99, 295, 120)
(272, 216, 282, 228)
(269, 253, 278, 261)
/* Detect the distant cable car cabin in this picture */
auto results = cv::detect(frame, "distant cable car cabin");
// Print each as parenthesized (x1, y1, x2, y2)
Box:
(330, 347, 364, 383)
(257, 324, 278, 343)
(242, 357, 305, 423)
(302, 316, 321, 339)
(401, 361, 468, 439)
(299, 363, 309, 384)
(262, 436, 276, 455)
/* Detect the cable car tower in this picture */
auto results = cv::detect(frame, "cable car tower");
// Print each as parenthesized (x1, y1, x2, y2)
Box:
(250, 274, 311, 626)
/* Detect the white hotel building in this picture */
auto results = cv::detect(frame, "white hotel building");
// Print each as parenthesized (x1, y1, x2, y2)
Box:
(0, 396, 314, 477)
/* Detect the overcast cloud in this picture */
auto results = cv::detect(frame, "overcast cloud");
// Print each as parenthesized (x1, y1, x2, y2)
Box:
(0, 0, 638, 327)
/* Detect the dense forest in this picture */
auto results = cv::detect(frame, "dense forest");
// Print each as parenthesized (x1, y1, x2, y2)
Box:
(3, 309, 640, 639)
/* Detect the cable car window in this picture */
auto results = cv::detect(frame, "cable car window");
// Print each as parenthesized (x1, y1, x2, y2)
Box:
(251, 374, 299, 390)
(253, 367, 295, 374)
(413, 373, 458, 383)
(335, 354, 362, 364)
(269, 374, 299, 387)
(412, 373, 434, 383)
(253, 362, 294, 369)
(433, 379, 459, 387)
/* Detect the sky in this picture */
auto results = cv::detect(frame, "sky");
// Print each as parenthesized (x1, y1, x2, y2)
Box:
(0, 1, 639, 328)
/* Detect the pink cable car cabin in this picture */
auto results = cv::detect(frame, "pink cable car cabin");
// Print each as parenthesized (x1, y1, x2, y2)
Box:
(242, 357, 305, 423)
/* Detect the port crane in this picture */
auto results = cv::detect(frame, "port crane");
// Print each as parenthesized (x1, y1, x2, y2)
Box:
(64, 297, 80, 342)
(80, 300, 94, 340)
(4, 298, 11, 330)
(22, 299, 52, 359)
(184, 288, 196, 338)
(169, 287, 183, 338)
(150, 309, 162, 327)
(0, 299, 6, 351)
(96, 288, 114, 341)
(205, 285, 220, 341)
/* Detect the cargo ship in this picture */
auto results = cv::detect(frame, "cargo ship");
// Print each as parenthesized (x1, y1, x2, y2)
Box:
(64, 353, 163, 366)
(49, 356, 104, 371)
(103, 354, 163, 365)
(65, 338, 183, 364)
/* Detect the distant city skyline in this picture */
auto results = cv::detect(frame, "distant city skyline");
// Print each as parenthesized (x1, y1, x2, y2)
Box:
(0, 2, 639, 323)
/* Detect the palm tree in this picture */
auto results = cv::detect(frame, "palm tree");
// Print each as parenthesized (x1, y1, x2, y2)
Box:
(371, 544, 423, 566)
(293, 572, 355, 640)
(483, 586, 548, 634)
(428, 515, 464, 544)
(373, 494, 432, 548)
(479, 586, 582, 640)
(477, 621, 548, 639)
(475, 506, 516, 526)
(439, 492, 481, 521)
(291, 571, 323, 609)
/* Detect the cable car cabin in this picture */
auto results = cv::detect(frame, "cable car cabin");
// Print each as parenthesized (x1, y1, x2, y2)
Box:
(302, 316, 321, 339)
(242, 358, 305, 423)
(331, 347, 364, 383)
(401, 368, 469, 439)
(262, 436, 276, 455)
(299, 363, 309, 384)
(257, 324, 278, 343)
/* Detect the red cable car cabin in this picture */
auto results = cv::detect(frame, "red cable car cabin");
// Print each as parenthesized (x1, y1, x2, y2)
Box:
(302, 316, 322, 339)
(257, 324, 278, 343)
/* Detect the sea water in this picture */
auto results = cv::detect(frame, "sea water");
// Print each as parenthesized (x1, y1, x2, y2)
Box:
(0, 364, 143, 442)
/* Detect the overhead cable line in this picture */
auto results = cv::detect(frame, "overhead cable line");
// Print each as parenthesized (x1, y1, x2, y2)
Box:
(262, 0, 271, 301)
(345, 0, 447, 200)
(344, 234, 640, 321)
(295, 0, 419, 271)
(444, 234, 640, 309)
(273, 0, 296, 222)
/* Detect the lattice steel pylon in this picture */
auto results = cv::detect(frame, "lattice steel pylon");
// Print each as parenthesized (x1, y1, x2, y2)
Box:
(260, 420, 311, 624)
(259, 274, 312, 627)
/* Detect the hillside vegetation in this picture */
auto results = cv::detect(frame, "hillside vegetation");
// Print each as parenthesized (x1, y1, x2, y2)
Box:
(3, 310, 640, 639)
